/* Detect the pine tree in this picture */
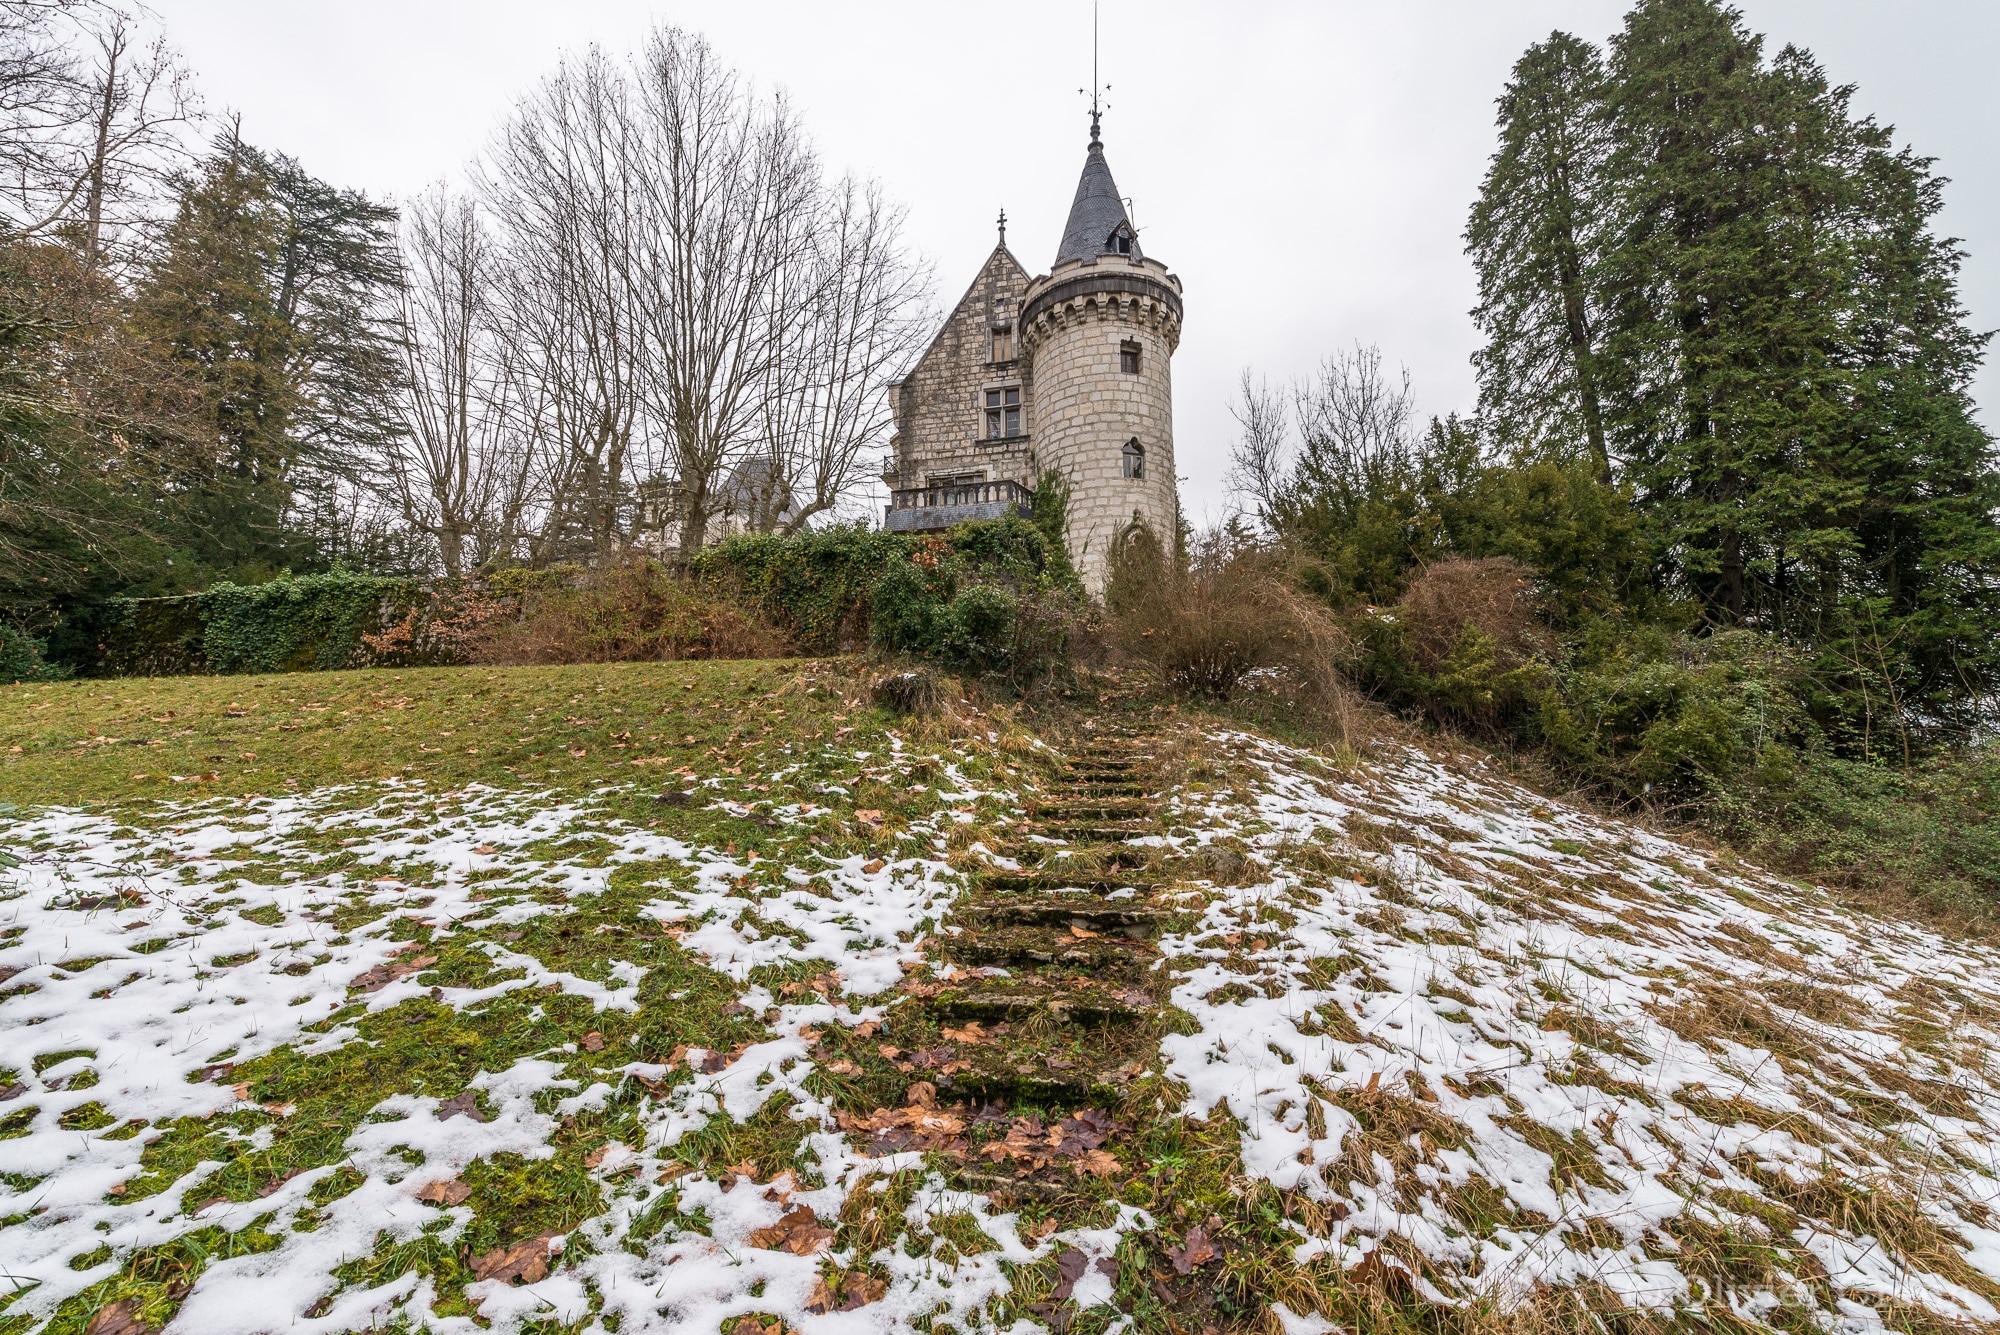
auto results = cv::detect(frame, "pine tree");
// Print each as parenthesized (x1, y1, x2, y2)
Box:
(1466, 32, 1614, 479)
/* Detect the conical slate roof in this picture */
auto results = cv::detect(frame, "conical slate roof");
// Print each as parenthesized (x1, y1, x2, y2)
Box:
(1054, 122, 1140, 265)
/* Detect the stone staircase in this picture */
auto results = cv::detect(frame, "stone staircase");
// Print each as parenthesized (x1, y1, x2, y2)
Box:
(920, 726, 1184, 1131)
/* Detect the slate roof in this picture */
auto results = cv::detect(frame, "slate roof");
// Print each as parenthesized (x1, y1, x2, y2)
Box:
(1054, 124, 1140, 266)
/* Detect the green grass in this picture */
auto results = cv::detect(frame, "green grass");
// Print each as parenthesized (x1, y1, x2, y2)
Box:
(0, 658, 861, 808)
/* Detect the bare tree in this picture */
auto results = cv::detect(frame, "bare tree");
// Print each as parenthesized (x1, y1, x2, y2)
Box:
(630, 25, 820, 554)
(389, 185, 533, 576)
(0, 2, 196, 253)
(755, 173, 930, 535)
(1227, 367, 1289, 526)
(480, 45, 647, 565)
(74, 9, 198, 269)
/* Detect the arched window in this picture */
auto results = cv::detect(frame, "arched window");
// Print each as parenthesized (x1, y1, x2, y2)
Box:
(1122, 438, 1145, 480)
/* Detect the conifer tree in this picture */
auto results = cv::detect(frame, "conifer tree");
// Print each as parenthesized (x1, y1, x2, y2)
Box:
(131, 131, 402, 577)
(1466, 32, 1613, 480)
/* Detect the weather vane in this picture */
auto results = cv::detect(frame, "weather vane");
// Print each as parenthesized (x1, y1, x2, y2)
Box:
(1079, 2, 1110, 140)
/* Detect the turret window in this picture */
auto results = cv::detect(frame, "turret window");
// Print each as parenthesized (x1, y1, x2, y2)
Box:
(986, 387, 1022, 439)
(1122, 438, 1145, 480)
(1120, 340, 1141, 374)
(1107, 223, 1134, 256)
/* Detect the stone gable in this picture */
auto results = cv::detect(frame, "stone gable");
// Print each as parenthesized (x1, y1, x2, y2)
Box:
(889, 245, 1036, 493)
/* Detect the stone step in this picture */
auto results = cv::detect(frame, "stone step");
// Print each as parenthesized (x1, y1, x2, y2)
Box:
(931, 979, 1154, 1025)
(1022, 822, 1158, 841)
(976, 871, 1170, 894)
(1030, 801, 1154, 821)
(945, 926, 1156, 971)
(964, 900, 1169, 935)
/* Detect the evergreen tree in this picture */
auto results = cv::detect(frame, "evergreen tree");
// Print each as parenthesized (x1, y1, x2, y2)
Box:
(1465, 0, 1999, 742)
(130, 131, 402, 579)
(1466, 32, 1614, 480)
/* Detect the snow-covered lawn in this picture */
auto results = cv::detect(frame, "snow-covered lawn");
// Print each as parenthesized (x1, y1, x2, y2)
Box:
(5, 724, 2000, 1333)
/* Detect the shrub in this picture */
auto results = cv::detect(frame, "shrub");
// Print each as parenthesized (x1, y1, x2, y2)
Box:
(472, 560, 789, 666)
(1395, 557, 1547, 673)
(198, 571, 427, 674)
(1106, 528, 1348, 704)
(0, 624, 65, 681)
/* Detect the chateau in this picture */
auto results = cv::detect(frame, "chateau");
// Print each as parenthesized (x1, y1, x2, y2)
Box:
(883, 114, 1183, 593)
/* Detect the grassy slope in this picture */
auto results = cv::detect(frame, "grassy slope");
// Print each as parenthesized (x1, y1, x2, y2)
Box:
(0, 660, 851, 807)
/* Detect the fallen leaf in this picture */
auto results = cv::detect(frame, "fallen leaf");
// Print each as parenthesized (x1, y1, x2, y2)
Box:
(747, 1204, 834, 1256)
(473, 844, 497, 855)
(1049, 1248, 1090, 1302)
(878, 1044, 902, 1059)
(1068, 924, 1101, 940)
(84, 1299, 150, 1335)
(940, 1021, 988, 1044)
(436, 1090, 489, 1123)
(1074, 1148, 1120, 1178)
(856, 809, 884, 826)
(824, 1059, 857, 1074)
(581, 1031, 605, 1053)
(471, 1233, 554, 1284)
(853, 1019, 880, 1038)
(1165, 1225, 1219, 1275)
(906, 1081, 936, 1109)
(418, 1179, 472, 1207)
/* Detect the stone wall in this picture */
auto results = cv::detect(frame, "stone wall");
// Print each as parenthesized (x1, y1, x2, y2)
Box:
(890, 245, 1036, 493)
(1021, 257, 1183, 592)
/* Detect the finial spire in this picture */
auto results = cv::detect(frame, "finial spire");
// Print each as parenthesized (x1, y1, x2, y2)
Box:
(996, 208, 1007, 245)
(1081, 2, 1107, 149)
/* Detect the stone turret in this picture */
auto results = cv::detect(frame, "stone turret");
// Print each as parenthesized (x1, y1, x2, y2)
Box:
(1019, 117, 1182, 593)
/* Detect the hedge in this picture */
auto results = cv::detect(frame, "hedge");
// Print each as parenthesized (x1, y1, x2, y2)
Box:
(50, 571, 434, 678)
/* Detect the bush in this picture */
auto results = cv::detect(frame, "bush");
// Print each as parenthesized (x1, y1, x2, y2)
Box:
(1106, 528, 1347, 704)
(0, 624, 65, 681)
(471, 560, 789, 666)
(199, 571, 426, 673)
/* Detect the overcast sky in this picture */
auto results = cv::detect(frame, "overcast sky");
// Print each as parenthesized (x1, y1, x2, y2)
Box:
(151, 0, 1999, 525)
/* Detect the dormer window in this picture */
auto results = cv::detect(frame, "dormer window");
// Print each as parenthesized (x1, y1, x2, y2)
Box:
(1120, 340, 1142, 374)
(1107, 223, 1134, 256)
(986, 387, 1022, 439)
(1122, 438, 1145, 479)
(990, 325, 1014, 362)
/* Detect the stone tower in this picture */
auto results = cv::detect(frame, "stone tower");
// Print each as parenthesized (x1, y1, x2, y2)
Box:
(882, 114, 1182, 595)
(1020, 115, 1183, 592)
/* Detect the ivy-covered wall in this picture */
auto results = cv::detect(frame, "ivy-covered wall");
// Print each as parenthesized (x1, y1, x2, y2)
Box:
(51, 572, 436, 678)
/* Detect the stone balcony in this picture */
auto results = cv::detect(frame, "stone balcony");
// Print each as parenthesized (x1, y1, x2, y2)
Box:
(884, 479, 1034, 533)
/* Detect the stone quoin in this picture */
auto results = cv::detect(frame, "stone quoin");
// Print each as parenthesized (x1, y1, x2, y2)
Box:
(883, 111, 1181, 594)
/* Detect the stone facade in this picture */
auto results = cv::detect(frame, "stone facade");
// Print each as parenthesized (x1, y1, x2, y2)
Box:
(887, 246, 1036, 496)
(886, 123, 1182, 595)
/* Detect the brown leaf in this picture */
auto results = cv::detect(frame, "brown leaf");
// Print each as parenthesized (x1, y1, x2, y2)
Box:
(860, 858, 886, 874)
(1348, 1249, 1413, 1296)
(1074, 1148, 1120, 1179)
(906, 1081, 936, 1109)
(1068, 924, 1101, 940)
(471, 1233, 553, 1284)
(856, 809, 884, 826)
(853, 1019, 880, 1038)
(1165, 1224, 1219, 1275)
(824, 1059, 857, 1074)
(581, 1031, 605, 1053)
(436, 1090, 489, 1123)
(940, 1021, 988, 1044)
(418, 1179, 472, 1207)
(747, 1204, 835, 1256)
(836, 1270, 889, 1310)
(877, 1043, 902, 1059)
(804, 1277, 839, 1315)
(1049, 1247, 1090, 1302)
(85, 1299, 151, 1335)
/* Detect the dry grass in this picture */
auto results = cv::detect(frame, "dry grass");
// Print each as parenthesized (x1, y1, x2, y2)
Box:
(1104, 528, 1355, 733)
(1395, 557, 1549, 673)
(474, 561, 790, 666)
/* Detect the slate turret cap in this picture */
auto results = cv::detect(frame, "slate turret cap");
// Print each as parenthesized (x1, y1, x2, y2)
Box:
(1054, 112, 1141, 266)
